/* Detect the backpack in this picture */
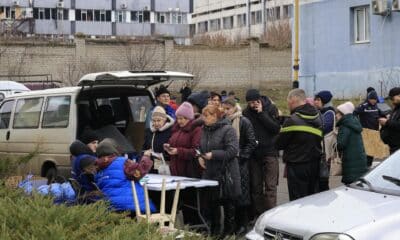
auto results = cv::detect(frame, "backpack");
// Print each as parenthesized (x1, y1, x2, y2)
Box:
(323, 110, 338, 161)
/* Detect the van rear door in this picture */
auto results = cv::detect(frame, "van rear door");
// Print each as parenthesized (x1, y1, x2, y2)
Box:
(77, 71, 194, 87)
(0, 99, 15, 155)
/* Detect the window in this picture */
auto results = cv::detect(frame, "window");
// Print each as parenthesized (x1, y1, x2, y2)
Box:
(275, 6, 281, 20)
(45, 8, 51, 19)
(81, 10, 87, 21)
(210, 19, 220, 31)
(100, 10, 107, 22)
(354, 6, 370, 43)
(128, 96, 152, 123)
(132, 11, 150, 23)
(42, 96, 71, 128)
(223, 16, 234, 29)
(198, 21, 208, 33)
(282, 5, 292, 19)
(157, 12, 166, 23)
(116, 10, 127, 23)
(0, 100, 14, 129)
(251, 11, 262, 25)
(237, 14, 246, 27)
(96, 98, 126, 125)
(13, 98, 43, 129)
(39, 8, 45, 19)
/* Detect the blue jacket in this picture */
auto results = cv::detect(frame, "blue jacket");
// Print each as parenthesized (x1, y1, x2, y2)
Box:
(95, 157, 156, 213)
(320, 106, 335, 134)
(72, 154, 97, 193)
(355, 102, 384, 130)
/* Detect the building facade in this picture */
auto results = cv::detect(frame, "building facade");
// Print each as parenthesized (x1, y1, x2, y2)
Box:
(191, 0, 293, 39)
(0, 0, 193, 43)
(299, 0, 400, 98)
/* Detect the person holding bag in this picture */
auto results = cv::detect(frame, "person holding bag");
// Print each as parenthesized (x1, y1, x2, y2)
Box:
(199, 105, 240, 237)
(336, 102, 368, 185)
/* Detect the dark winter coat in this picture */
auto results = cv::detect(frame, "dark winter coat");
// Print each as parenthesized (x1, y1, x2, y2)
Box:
(380, 105, 400, 153)
(69, 140, 97, 193)
(243, 98, 281, 158)
(337, 114, 368, 184)
(200, 118, 241, 199)
(236, 116, 257, 205)
(142, 115, 174, 154)
(320, 106, 336, 134)
(276, 104, 323, 163)
(168, 120, 202, 177)
(95, 156, 156, 213)
(180, 86, 192, 102)
(354, 102, 384, 130)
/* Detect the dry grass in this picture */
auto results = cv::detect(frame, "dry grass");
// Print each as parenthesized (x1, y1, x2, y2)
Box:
(261, 20, 292, 50)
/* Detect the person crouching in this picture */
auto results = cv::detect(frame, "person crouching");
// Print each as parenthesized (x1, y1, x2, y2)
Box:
(95, 138, 156, 215)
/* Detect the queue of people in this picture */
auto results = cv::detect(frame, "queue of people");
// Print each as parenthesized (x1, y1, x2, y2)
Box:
(68, 84, 400, 238)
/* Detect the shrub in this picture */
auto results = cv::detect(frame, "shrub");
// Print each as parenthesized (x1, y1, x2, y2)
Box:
(0, 185, 207, 240)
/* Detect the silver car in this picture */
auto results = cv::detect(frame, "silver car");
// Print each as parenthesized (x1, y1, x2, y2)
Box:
(246, 151, 400, 240)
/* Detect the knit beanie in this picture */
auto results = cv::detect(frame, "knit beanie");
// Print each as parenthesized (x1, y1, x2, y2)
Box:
(337, 101, 355, 115)
(245, 89, 261, 102)
(367, 90, 378, 100)
(367, 87, 376, 94)
(96, 138, 120, 157)
(79, 129, 99, 145)
(176, 102, 194, 120)
(188, 91, 210, 110)
(155, 85, 170, 97)
(79, 156, 96, 170)
(315, 90, 333, 104)
(152, 106, 167, 119)
(389, 87, 400, 98)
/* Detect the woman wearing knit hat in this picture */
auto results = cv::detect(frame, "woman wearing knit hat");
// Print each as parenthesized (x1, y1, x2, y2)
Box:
(165, 102, 202, 178)
(142, 106, 175, 158)
(336, 101, 368, 185)
(144, 85, 176, 129)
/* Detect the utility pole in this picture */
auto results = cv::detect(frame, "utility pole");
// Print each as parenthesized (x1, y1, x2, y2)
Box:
(293, 0, 299, 89)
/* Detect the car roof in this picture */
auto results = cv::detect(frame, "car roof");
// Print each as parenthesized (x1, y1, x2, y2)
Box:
(0, 80, 30, 91)
(78, 70, 194, 87)
(3, 86, 81, 99)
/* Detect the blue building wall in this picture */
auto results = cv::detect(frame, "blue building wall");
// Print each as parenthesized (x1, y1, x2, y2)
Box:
(299, 0, 400, 98)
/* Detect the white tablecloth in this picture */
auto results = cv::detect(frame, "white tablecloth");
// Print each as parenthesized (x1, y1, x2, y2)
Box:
(142, 174, 218, 191)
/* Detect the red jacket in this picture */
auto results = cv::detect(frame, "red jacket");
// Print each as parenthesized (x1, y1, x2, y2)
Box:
(168, 120, 202, 177)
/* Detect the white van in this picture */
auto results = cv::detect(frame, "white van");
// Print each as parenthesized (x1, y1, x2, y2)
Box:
(0, 71, 193, 181)
(0, 81, 30, 102)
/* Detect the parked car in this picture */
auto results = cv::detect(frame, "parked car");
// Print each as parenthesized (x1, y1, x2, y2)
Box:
(246, 151, 400, 240)
(0, 71, 193, 181)
(0, 80, 30, 102)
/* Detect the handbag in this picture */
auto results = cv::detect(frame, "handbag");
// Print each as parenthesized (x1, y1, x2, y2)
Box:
(319, 129, 330, 179)
(152, 152, 171, 176)
(219, 166, 234, 200)
(330, 146, 342, 176)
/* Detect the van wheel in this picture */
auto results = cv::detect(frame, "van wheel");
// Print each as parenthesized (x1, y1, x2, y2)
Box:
(45, 168, 57, 184)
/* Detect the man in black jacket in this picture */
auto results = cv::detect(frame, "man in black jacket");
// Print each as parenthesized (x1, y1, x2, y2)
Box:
(243, 89, 281, 218)
(380, 87, 400, 154)
(276, 89, 322, 201)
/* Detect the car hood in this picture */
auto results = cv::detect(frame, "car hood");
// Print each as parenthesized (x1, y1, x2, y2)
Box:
(259, 186, 400, 239)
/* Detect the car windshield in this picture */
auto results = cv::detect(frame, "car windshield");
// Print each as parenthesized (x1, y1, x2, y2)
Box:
(352, 150, 400, 196)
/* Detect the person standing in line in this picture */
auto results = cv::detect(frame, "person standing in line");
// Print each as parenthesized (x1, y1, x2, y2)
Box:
(314, 90, 335, 192)
(222, 98, 257, 235)
(336, 102, 368, 184)
(145, 85, 176, 129)
(199, 105, 240, 237)
(276, 89, 322, 201)
(380, 87, 400, 154)
(354, 90, 385, 167)
(242, 89, 281, 218)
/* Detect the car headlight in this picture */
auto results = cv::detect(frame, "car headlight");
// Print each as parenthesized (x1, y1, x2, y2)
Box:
(310, 233, 355, 240)
(254, 212, 267, 235)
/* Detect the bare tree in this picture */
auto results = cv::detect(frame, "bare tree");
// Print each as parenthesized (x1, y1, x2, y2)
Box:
(380, 68, 400, 96)
(262, 19, 292, 50)
(59, 56, 107, 86)
(120, 43, 159, 71)
(6, 46, 32, 79)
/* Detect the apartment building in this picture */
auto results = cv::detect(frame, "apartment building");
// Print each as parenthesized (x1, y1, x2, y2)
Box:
(0, 0, 193, 43)
(191, 0, 293, 39)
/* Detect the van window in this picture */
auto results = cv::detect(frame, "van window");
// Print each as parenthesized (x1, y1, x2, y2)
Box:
(96, 98, 127, 125)
(13, 98, 44, 129)
(42, 96, 71, 128)
(0, 100, 14, 129)
(128, 96, 152, 122)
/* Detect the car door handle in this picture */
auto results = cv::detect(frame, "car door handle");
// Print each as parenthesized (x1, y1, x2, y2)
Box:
(6, 131, 10, 141)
